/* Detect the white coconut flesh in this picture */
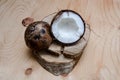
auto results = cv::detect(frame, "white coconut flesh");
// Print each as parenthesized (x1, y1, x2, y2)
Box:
(51, 11, 85, 44)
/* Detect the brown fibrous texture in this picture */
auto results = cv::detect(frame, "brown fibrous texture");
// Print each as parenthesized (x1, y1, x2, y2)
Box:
(24, 21, 52, 50)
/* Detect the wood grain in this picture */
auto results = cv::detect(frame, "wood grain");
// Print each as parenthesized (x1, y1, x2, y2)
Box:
(0, 0, 120, 80)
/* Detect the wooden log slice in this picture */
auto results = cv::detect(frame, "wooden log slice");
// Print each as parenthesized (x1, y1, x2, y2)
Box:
(33, 50, 78, 76)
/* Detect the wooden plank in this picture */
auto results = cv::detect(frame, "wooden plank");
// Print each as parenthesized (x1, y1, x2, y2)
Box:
(0, 0, 120, 80)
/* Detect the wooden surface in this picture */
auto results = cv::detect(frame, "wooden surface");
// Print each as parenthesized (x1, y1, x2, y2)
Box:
(0, 0, 120, 80)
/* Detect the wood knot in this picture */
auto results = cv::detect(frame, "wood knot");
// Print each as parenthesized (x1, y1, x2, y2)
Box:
(61, 73, 68, 77)
(118, 26, 120, 30)
(25, 68, 32, 75)
(22, 17, 34, 27)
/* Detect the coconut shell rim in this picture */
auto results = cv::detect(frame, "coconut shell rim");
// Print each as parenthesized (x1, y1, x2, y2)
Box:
(50, 9, 86, 46)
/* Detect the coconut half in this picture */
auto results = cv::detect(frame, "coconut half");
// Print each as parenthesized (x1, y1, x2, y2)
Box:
(51, 10, 85, 45)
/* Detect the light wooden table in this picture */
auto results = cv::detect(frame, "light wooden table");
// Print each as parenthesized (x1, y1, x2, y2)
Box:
(0, 0, 120, 80)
